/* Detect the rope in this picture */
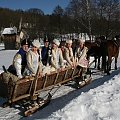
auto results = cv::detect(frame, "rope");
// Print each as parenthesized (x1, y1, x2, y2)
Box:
(88, 59, 95, 67)
(42, 84, 62, 99)
(50, 84, 62, 96)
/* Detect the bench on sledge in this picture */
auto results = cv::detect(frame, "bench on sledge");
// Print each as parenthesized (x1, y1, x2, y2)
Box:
(0, 66, 92, 116)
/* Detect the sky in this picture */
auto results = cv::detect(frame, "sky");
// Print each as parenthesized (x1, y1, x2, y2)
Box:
(0, 0, 70, 14)
(0, 44, 120, 120)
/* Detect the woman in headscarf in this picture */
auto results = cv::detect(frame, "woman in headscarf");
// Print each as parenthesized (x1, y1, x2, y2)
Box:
(64, 39, 76, 67)
(26, 39, 42, 76)
(50, 39, 64, 72)
(75, 38, 89, 86)
(75, 38, 88, 68)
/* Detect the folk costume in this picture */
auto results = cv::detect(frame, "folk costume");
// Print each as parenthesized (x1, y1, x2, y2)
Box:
(41, 39, 50, 66)
(64, 40, 75, 67)
(9, 39, 30, 78)
(50, 39, 64, 72)
(75, 45, 88, 68)
(76, 38, 88, 68)
(26, 40, 42, 76)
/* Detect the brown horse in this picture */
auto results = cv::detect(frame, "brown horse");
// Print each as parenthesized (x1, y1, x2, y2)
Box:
(107, 39, 120, 74)
(85, 40, 101, 69)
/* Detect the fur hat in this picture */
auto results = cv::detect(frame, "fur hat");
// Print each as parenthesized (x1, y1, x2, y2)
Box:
(32, 40, 41, 48)
(44, 37, 49, 42)
(21, 39, 30, 47)
(66, 39, 72, 44)
(44, 39, 49, 42)
(53, 39, 60, 46)
(78, 38, 85, 43)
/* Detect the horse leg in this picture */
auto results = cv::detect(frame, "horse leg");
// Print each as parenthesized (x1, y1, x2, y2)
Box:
(97, 56, 100, 70)
(108, 58, 112, 71)
(107, 56, 112, 75)
(94, 56, 97, 68)
(102, 55, 107, 73)
(115, 57, 117, 70)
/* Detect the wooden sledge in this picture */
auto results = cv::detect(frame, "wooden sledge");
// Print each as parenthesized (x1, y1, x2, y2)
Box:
(0, 66, 92, 116)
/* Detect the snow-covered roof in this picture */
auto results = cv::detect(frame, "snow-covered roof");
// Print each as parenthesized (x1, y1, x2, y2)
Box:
(2, 27, 17, 35)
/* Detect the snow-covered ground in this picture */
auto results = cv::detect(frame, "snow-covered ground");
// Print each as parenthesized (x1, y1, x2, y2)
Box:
(0, 44, 120, 120)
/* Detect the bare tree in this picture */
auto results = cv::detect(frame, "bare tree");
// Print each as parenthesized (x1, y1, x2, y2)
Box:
(65, 0, 95, 40)
(52, 5, 64, 34)
(96, 0, 120, 38)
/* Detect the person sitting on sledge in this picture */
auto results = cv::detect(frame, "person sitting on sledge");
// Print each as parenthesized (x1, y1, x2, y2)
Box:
(8, 39, 30, 78)
(64, 39, 76, 67)
(41, 38, 50, 66)
(75, 38, 88, 69)
(75, 38, 89, 85)
(50, 39, 65, 72)
(59, 41, 66, 59)
(26, 39, 43, 76)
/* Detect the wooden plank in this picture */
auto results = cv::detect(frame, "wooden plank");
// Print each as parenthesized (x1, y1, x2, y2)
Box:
(11, 79, 33, 103)
(44, 72, 57, 88)
(64, 67, 74, 80)
(30, 66, 41, 100)
(54, 69, 67, 84)
(10, 84, 18, 102)
(73, 66, 80, 77)
(43, 75, 48, 88)
(53, 72, 59, 85)
(35, 76, 46, 92)
(24, 93, 52, 117)
(10, 94, 30, 103)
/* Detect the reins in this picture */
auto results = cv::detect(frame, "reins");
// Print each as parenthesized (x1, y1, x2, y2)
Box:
(42, 84, 62, 99)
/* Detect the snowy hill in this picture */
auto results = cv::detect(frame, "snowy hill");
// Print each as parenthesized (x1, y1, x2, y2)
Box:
(0, 45, 120, 120)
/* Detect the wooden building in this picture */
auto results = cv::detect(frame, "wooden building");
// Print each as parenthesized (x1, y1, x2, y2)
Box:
(2, 27, 19, 50)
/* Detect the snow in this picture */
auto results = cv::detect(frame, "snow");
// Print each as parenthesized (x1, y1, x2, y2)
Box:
(0, 44, 120, 120)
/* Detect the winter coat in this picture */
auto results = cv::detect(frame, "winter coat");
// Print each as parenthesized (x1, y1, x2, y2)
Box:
(13, 48, 27, 78)
(26, 50, 42, 76)
(64, 47, 75, 66)
(41, 46, 49, 65)
(75, 46, 88, 68)
(50, 48, 64, 70)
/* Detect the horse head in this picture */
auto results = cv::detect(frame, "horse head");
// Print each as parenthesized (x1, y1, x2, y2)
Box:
(114, 35, 120, 46)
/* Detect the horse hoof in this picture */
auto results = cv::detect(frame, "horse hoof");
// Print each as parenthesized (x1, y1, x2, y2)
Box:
(104, 70, 107, 73)
(107, 72, 110, 75)
(97, 67, 100, 70)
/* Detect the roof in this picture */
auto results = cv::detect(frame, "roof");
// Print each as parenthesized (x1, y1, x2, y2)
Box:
(2, 27, 17, 35)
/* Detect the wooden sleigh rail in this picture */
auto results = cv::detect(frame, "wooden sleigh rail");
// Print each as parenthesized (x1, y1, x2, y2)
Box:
(0, 66, 92, 116)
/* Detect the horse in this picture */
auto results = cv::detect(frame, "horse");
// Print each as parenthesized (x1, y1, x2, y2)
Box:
(96, 35, 120, 75)
(106, 38, 120, 74)
(85, 40, 102, 70)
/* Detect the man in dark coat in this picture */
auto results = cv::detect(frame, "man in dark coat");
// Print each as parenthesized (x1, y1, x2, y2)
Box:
(41, 39, 50, 66)
(8, 39, 30, 78)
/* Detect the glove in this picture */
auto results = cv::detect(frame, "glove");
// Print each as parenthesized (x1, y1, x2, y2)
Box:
(18, 75, 23, 79)
(32, 74, 35, 77)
